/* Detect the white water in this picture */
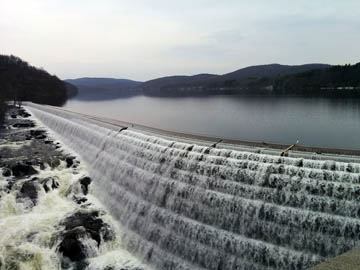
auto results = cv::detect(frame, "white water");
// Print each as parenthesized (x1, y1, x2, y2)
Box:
(0, 111, 148, 270)
(26, 103, 360, 270)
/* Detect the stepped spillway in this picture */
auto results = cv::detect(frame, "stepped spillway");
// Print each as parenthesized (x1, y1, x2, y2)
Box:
(26, 103, 360, 270)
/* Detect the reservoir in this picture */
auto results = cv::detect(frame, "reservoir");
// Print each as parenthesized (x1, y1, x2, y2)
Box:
(64, 96, 360, 150)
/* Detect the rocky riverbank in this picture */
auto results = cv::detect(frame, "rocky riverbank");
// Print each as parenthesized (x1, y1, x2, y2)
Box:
(0, 106, 147, 270)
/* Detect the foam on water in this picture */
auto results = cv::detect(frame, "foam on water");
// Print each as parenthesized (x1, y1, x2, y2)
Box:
(0, 110, 149, 270)
(26, 103, 360, 270)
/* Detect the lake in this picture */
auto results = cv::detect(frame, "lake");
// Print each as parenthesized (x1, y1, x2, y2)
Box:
(64, 96, 360, 150)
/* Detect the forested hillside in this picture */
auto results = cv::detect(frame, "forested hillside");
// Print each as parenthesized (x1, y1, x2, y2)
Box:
(66, 63, 360, 100)
(274, 63, 360, 96)
(68, 64, 331, 99)
(0, 55, 70, 106)
(139, 64, 330, 96)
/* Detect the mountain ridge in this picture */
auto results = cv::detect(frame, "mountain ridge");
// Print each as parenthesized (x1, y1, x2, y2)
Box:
(66, 63, 341, 99)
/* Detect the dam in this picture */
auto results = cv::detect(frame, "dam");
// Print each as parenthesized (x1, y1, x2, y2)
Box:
(25, 102, 360, 270)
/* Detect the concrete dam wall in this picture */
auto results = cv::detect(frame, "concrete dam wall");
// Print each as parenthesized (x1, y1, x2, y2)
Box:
(26, 103, 360, 270)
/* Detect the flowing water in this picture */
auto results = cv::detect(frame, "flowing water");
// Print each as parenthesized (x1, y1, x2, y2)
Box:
(25, 103, 360, 270)
(0, 111, 149, 270)
(64, 96, 360, 150)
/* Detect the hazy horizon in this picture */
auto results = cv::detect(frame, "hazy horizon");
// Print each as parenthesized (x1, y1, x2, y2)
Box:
(2, 0, 359, 81)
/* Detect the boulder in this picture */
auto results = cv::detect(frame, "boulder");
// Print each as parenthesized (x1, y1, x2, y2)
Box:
(58, 227, 89, 261)
(61, 210, 106, 244)
(57, 210, 115, 262)
(18, 179, 39, 204)
(79, 176, 92, 195)
(11, 162, 38, 177)
(30, 130, 47, 140)
(66, 156, 76, 168)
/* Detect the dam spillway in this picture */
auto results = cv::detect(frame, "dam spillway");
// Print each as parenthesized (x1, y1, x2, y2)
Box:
(26, 103, 360, 270)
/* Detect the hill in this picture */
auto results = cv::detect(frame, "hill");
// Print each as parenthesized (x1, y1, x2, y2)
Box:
(217, 63, 330, 81)
(68, 64, 331, 99)
(66, 77, 142, 100)
(140, 64, 331, 96)
(141, 74, 219, 96)
(0, 55, 69, 106)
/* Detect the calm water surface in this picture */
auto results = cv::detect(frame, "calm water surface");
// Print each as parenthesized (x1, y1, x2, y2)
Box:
(64, 96, 360, 150)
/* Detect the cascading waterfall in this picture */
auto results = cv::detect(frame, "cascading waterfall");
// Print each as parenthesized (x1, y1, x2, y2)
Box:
(26, 103, 360, 270)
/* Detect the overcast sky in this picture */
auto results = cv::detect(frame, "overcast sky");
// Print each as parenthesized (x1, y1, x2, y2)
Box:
(1, 0, 359, 81)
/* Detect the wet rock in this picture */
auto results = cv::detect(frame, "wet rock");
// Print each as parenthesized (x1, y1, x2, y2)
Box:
(17, 179, 39, 204)
(10, 162, 38, 177)
(2, 168, 11, 177)
(30, 130, 47, 140)
(12, 122, 35, 128)
(64, 210, 114, 244)
(30, 130, 44, 136)
(57, 210, 115, 262)
(66, 156, 76, 168)
(79, 176, 92, 195)
(41, 177, 60, 193)
(18, 109, 31, 118)
(58, 227, 89, 261)
(61, 210, 109, 242)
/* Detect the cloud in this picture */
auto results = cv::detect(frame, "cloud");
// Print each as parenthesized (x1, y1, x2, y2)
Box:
(1, 0, 360, 80)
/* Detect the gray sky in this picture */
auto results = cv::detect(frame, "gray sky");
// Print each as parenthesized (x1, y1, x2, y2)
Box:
(1, 0, 359, 81)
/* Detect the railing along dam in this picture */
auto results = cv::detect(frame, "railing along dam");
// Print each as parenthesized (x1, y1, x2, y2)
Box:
(26, 103, 360, 270)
